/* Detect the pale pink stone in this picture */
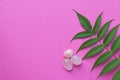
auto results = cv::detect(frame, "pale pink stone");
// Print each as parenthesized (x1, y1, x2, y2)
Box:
(62, 58, 73, 70)
(64, 49, 73, 58)
(71, 55, 82, 65)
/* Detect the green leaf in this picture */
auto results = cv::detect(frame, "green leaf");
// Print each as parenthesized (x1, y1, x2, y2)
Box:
(83, 45, 104, 59)
(91, 51, 112, 70)
(111, 36, 120, 52)
(77, 38, 98, 53)
(93, 12, 103, 33)
(98, 58, 120, 77)
(73, 9, 92, 32)
(71, 31, 94, 41)
(112, 70, 120, 80)
(103, 24, 120, 46)
(97, 20, 114, 40)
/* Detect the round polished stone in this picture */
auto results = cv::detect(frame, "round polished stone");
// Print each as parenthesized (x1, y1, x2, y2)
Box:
(71, 55, 82, 65)
(62, 58, 73, 70)
(64, 49, 73, 58)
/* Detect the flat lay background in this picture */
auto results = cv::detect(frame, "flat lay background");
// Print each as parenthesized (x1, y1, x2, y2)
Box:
(0, 0, 120, 80)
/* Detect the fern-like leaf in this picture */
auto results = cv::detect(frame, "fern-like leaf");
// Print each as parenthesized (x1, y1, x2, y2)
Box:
(77, 38, 98, 53)
(93, 12, 103, 33)
(103, 24, 120, 46)
(98, 59, 120, 78)
(83, 45, 104, 59)
(112, 69, 120, 80)
(91, 51, 112, 70)
(111, 35, 120, 52)
(71, 31, 94, 42)
(97, 20, 114, 40)
(73, 9, 92, 32)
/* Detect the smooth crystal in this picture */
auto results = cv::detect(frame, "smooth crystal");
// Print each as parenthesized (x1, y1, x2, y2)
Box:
(64, 49, 73, 58)
(62, 58, 73, 70)
(71, 55, 82, 65)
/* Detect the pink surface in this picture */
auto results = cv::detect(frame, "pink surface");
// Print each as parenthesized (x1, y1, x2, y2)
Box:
(0, 0, 120, 80)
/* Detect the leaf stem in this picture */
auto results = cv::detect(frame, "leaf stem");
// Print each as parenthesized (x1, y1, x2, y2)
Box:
(98, 41, 119, 58)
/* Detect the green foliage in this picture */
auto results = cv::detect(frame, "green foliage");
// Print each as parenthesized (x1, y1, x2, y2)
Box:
(83, 45, 104, 59)
(71, 10, 120, 80)
(113, 70, 120, 80)
(71, 31, 94, 41)
(73, 9, 92, 32)
(77, 38, 98, 52)
(97, 20, 114, 40)
(91, 51, 113, 70)
(111, 35, 120, 52)
(103, 25, 120, 46)
(93, 12, 103, 33)
(98, 59, 120, 77)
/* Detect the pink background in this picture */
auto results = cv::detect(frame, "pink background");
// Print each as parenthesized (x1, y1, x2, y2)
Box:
(0, 0, 120, 80)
